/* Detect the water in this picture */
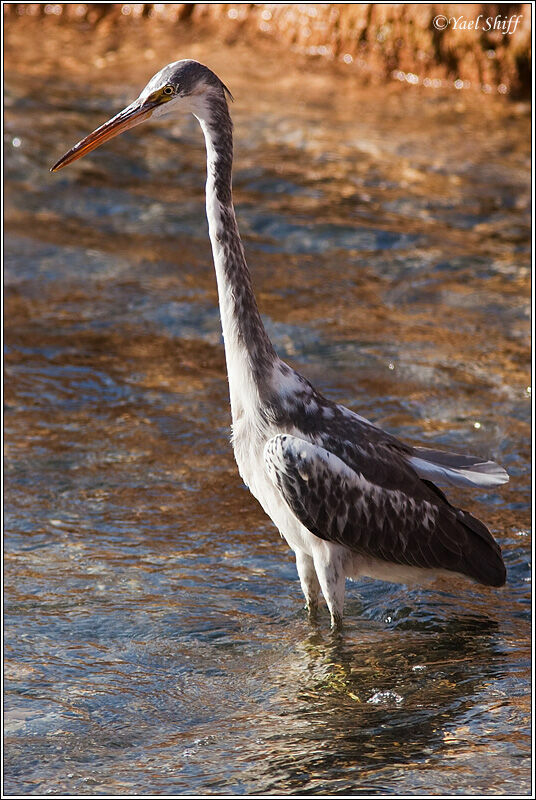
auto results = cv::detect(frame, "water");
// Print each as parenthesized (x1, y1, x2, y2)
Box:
(4, 20, 531, 796)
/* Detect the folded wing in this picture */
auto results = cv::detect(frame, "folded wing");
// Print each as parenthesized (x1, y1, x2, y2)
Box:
(264, 433, 505, 586)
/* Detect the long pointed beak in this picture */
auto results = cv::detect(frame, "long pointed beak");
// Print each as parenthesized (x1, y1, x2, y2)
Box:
(50, 99, 157, 172)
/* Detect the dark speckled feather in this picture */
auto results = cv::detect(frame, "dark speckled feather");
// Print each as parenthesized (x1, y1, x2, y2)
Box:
(265, 434, 506, 586)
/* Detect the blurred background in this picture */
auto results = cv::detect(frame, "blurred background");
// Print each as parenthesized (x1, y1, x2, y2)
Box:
(4, 3, 531, 796)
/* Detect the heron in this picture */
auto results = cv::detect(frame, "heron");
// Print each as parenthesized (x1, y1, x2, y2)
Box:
(51, 59, 508, 628)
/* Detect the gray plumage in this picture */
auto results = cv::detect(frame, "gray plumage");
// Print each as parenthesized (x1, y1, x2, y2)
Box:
(51, 59, 509, 628)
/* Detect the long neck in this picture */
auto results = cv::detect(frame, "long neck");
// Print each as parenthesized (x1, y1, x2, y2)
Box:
(196, 97, 277, 420)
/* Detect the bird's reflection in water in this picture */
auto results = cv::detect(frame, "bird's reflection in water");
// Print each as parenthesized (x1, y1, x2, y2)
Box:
(254, 612, 502, 793)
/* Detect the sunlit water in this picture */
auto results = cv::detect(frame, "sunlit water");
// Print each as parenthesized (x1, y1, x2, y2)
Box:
(4, 20, 531, 796)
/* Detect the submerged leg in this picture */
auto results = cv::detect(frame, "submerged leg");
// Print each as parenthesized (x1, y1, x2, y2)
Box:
(312, 546, 346, 629)
(295, 549, 321, 617)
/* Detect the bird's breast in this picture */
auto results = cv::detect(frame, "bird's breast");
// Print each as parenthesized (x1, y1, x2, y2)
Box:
(231, 413, 268, 486)
(230, 413, 318, 555)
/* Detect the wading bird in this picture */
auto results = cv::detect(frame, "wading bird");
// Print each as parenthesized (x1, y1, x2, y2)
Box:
(52, 60, 508, 627)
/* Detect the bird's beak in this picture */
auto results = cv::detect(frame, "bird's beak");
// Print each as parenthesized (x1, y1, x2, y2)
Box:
(50, 98, 157, 172)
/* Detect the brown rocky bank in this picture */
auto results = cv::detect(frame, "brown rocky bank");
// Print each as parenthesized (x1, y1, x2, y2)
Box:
(5, 3, 531, 97)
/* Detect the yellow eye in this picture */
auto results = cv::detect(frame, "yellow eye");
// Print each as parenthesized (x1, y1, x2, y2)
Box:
(162, 85, 174, 96)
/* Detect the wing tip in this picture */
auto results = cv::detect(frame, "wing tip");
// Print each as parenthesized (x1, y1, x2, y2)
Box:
(471, 558, 507, 587)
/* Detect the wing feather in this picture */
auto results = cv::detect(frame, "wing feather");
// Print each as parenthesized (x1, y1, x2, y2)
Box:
(409, 447, 509, 488)
(264, 434, 505, 586)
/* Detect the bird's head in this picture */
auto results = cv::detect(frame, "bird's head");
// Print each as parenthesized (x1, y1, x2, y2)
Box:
(51, 59, 232, 172)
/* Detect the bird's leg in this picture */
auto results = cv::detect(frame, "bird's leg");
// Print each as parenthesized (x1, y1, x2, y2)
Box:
(312, 548, 346, 629)
(295, 549, 321, 617)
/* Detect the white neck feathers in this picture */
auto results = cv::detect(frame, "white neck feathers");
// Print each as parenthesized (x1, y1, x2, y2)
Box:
(195, 105, 276, 422)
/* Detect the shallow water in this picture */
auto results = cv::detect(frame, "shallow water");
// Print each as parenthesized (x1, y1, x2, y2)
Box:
(4, 20, 531, 796)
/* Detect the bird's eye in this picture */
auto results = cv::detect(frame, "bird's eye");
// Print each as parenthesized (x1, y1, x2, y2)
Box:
(162, 85, 175, 96)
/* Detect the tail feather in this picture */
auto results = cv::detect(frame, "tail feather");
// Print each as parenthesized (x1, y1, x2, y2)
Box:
(409, 446, 509, 489)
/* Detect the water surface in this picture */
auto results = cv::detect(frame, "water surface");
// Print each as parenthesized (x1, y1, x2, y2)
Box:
(4, 19, 531, 796)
